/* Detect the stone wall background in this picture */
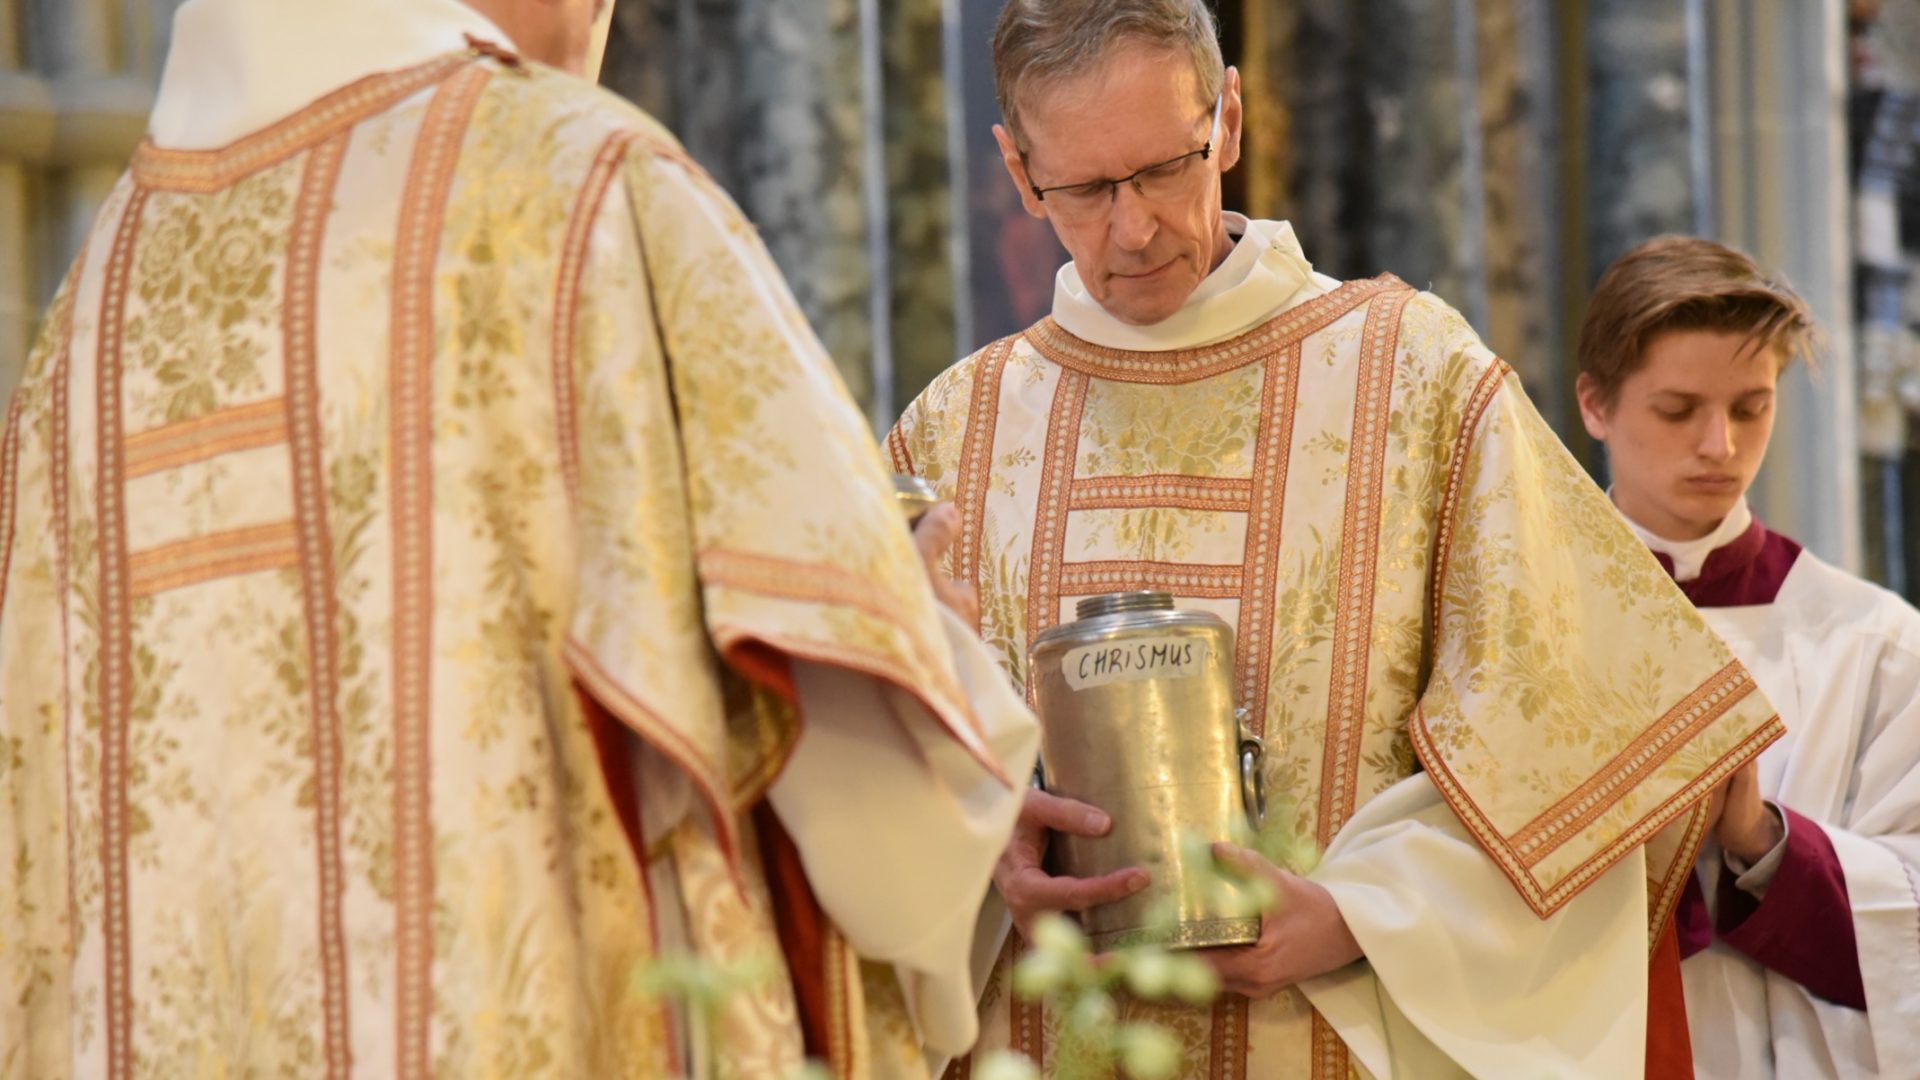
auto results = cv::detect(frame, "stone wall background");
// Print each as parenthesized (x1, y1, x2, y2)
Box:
(599, 0, 1863, 574)
(597, 0, 1755, 439)
(1, 0, 187, 380)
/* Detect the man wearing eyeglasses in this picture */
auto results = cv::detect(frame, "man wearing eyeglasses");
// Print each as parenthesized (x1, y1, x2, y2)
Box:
(890, 2, 1783, 1076)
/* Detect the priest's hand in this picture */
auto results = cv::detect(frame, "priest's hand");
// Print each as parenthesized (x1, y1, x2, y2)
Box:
(1200, 842, 1363, 999)
(1707, 760, 1785, 864)
(912, 503, 980, 627)
(994, 789, 1151, 938)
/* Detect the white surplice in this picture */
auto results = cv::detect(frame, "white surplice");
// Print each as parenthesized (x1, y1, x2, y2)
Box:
(1683, 547, 1920, 1078)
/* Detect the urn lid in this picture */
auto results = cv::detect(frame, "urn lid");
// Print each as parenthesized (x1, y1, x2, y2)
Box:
(1030, 590, 1231, 655)
(1075, 590, 1173, 619)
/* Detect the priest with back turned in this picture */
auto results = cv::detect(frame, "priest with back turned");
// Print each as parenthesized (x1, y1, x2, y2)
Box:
(0, 0, 1038, 1076)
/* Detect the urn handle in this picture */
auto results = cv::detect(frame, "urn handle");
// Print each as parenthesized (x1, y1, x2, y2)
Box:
(1238, 737, 1265, 829)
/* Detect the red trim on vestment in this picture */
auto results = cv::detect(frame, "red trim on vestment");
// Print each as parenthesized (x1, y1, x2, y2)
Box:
(1647, 912, 1697, 1079)
(725, 642, 798, 704)
(577, 685, 644, 862)
(754, 802, 836, 1062)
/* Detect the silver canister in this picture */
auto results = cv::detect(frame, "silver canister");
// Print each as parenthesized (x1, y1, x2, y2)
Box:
(1027, 591, 1266, 950)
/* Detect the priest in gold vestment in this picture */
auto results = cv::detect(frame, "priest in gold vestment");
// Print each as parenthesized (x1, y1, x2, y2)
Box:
(891, 3, 1782, 1077)
(0, 1, 1038, 1077)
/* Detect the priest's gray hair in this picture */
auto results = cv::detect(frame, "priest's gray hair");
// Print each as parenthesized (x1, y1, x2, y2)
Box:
(992, 0, 1225, 147)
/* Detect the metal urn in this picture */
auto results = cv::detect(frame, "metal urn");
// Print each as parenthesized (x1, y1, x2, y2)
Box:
(1027, 591, 1266, 951)
(892, 473, 939, 525)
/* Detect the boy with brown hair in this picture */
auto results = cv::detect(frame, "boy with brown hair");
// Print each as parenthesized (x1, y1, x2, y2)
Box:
(1579, 235, 1920, 1078)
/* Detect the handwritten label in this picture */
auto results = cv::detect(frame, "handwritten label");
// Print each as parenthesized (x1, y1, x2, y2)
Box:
(1064, 636, 1209, 691)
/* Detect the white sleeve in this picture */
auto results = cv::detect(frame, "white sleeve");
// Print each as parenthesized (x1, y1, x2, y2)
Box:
(1723, 801, 1789, 895)
(1301, 774, 1650, 1080)
(769, 606, 1038, 1057)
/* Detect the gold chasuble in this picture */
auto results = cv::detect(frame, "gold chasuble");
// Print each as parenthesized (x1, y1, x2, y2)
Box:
(0, 21, 1029, 1079)
(892, 223, 1783, 1078)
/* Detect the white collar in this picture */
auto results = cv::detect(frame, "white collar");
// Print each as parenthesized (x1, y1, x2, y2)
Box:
(1050, 215, 1328, 351)
(149, 0, 511, 150)
(1621, 496, 1754, 583)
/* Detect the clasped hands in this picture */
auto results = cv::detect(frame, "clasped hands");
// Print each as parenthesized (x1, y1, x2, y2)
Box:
(1706, 758, 1784, 864)
(992, 788, 1363, 999)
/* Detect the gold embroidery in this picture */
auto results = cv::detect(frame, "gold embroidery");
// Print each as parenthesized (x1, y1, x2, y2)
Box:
(1310, 1014, 1348, 1079)
(1023, 370, 1090, 704)
(285, 129, 353, 1080)
(885, 421, 913, 474)
(1317, 288, 1413, 844)
(1511, 663, 1756, 864)
(1076, 366, 1263, 479)
(1409, 340, 1783, 919)
(96, 184, 151, 1080)
(1026, 276, 1399, 384)
(1234, 341, 1306, 734)
(122, 161, 298, 432)
(825, 929, 859, 1079)
(957, 340, 1015, 593)
(1212, 997, 1249, 1080)
(48, 244, 87, 937)
(1650, 802, 1711, 948)
(563, 640, 739, 874)
(1068, 474, 1252, 512)
(1010, 930, 1043, 1066)
(389, 62, 490, 1079)
(1427, 360, 1510, 633)
(1056, 559, 1242, 598)
(131, 55, 472, 193)
(127, 520, 298, 596)
(0, 398, 22, 616)
(1411, 706, 1786, 917)
(552, 131, 638, 512)
(700, 548, 928, 637)
(122, 397, 288, 478)
(694, 547, 987, 761)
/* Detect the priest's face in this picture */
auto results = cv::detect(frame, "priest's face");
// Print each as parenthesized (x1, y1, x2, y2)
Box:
(1578, 329, 1782, 541)
(994, 44, 1243, 326)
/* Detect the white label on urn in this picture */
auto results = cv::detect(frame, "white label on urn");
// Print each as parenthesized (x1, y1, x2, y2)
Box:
(1064, 637, 1210, 690)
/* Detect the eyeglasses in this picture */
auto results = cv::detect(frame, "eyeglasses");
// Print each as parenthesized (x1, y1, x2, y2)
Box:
(1026, 94, 1223, 224)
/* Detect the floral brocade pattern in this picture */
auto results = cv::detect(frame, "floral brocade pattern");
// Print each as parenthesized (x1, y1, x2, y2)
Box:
(2, 53, 958, 1080)
(893, 285, 1780, 1077)
(124, 167, 293, 429)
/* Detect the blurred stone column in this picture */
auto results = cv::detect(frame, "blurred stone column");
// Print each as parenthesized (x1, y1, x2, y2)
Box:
(35, 0, 117, 77)
(1239, 0, 1372, 280)
(880, 0, 956, 417)
(1243, 1, 1487, 324)
(1475, 0, 1563, 415)
(1707, 0, 1860, 572)
(1585, 0, 1697, 274)
(2, 0, 160, 393)
(1, 0, 35, 376)
(1235, 0, 1293, 227)
(1362, 0, 1478, 322)
(599, 0, 674, 119)
(602, 0, 883, 413)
